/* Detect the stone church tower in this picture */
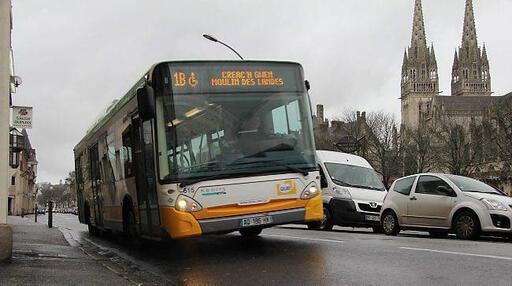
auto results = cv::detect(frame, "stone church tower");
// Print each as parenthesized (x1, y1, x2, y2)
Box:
(451, 0, 491, 96)
(400, 0, 439, 130)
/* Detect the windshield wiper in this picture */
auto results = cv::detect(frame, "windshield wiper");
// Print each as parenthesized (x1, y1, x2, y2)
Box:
(331, 179, 384, 191)
(331, 178, 353, 187)
(228, 159, 310, 176)
(275, 162, 309, 176)
(179, 175, 223, 188)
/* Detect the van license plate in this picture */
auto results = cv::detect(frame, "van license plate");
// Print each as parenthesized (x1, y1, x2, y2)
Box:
(365, 215, 380, 222)
(240, 216, 273, 227)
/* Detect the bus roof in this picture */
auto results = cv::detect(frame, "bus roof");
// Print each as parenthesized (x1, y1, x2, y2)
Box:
(75, 60, 303, 151)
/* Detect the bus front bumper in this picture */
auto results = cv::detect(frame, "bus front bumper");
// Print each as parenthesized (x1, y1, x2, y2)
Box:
(160, 195, 323, 239)
(199, 208, 305, 234)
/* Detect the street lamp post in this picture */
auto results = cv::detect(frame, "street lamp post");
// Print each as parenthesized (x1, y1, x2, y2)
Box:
(202, 34, 244, 60)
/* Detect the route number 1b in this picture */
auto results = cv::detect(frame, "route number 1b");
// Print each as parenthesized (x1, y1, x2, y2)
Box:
(173, 72, 198, 88)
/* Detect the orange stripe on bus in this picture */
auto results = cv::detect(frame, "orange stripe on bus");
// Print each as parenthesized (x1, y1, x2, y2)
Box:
(159, 207, 202, 239)
(103, 206, 123, 220)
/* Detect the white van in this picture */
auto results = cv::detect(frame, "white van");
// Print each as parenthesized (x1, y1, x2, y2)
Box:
(308, 150, 387, 232)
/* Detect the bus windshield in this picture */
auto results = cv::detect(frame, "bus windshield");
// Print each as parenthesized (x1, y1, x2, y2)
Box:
(156, 92, 316, 182)
(155, 64, 316, 182)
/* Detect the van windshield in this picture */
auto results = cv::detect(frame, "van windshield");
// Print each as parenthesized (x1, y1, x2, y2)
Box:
(324, 163, 385, 191)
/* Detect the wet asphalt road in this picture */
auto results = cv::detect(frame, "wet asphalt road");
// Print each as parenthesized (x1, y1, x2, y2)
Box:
(36, 213, 512, 286)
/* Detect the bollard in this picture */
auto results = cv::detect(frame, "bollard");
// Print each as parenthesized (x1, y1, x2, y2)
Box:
(34, 205, 37, 223)
(48, 201, 53, 228)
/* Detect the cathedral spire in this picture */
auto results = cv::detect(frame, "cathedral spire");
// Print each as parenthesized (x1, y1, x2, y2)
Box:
(482, 43, 488, 62)
(461, 0, 478, 49)
(452, 50, 459, 70)
(402, 49, 408, 73)
(411, 0, 427, 50)
(452, 0, 491, 96)
(430, 43, 437, 65)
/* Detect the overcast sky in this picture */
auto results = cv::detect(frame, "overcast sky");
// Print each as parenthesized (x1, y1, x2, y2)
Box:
(10, 0, 512, 183)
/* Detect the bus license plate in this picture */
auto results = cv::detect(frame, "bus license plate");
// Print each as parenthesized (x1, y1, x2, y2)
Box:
(240, 216, 273, 227)
(365, 215, 380, 222)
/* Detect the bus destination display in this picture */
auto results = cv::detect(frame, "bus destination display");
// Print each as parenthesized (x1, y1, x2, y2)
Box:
(168, 63, 304, 94)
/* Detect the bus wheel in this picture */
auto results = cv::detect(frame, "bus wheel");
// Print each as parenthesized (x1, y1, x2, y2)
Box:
(124, 208, 141, 245)
(239, 228, 262, 238)
(88, 224, 100, 236)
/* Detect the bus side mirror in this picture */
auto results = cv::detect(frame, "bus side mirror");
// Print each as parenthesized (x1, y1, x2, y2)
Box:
(137, 85, 155, 120)
(319, 165, 328, 189)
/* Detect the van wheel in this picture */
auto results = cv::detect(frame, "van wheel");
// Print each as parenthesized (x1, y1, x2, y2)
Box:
(240, 228, 262, 238)
(307, 206, 333, 231)
(319, 206, 333, 231)
(381, 211, 400, 236)
(454, 211, 480, 240)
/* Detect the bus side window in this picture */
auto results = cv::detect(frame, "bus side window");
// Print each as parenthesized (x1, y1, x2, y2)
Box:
(319, 165, 328, 189)
(122, 126, 134, 178)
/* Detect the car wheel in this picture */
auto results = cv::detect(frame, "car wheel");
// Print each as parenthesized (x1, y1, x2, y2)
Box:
(381, 211, 400, 236)
(429, 231, 449, 238)
(454, 211, 480, 240)
(239, 228, 262, 238)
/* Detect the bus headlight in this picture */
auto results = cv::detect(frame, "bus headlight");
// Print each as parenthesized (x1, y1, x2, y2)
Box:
(301, 185, 320, 199)
(175, 195, 203, 212)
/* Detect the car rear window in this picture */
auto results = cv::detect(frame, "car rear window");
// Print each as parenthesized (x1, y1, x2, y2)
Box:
(392, 176, 416, 195)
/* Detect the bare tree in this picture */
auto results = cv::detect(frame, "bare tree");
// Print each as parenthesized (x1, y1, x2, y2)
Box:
(364, 112, 402, 188)
(436, 123, 480, 176)
(494, 96, 512, 165)
(401, 122, 437, 175)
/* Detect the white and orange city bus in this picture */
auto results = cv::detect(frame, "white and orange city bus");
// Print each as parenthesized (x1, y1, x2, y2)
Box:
(74, 61, 322, 240)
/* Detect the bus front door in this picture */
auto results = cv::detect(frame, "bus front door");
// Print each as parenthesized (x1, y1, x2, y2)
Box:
(89, 144, 103, 226)
(132, 117, 161, 237)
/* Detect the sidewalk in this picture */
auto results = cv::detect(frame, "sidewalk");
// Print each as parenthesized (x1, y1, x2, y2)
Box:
(0, 216, 133, 286)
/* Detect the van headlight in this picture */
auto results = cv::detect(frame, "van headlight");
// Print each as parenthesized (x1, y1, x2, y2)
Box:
(175, 195, 203, 212)
(481, 198, 508, 211)
(301, 185, 320, 199)
(334, 187, 352, 199)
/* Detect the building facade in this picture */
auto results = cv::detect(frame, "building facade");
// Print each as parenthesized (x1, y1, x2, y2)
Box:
(7, 128, 37, 216)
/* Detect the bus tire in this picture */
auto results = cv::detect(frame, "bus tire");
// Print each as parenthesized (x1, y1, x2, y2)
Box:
(239, 228, 262, 238)
(123, 207, 141, 246)
(88, 224, 101, 236)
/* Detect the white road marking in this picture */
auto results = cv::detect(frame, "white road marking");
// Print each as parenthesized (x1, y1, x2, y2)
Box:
(262, 234, 344, 244)
(400, 247, 512, 261)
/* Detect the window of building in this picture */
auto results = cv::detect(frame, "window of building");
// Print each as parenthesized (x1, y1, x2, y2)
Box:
(11, 176, 15, 186)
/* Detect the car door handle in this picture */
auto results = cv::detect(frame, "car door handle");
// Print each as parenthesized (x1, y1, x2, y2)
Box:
(410, 196, 417, 201)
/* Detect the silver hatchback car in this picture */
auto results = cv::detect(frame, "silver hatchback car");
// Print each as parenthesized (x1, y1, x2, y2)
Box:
(381, 173, 512, 240)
